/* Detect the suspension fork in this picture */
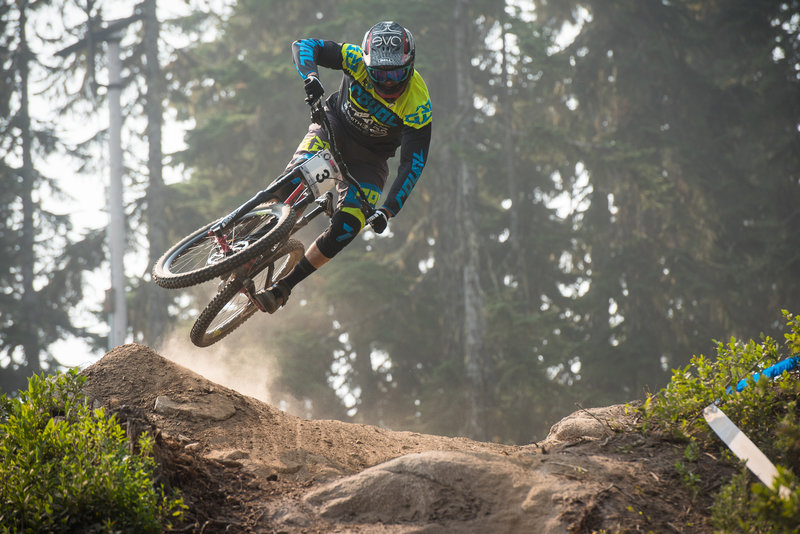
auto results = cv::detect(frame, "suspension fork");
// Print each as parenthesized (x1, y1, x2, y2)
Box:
(285, 182, 308, 207)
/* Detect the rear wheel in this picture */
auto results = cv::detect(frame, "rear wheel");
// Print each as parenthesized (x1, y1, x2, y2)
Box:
(189, 239, 305, 347)
(152, 203, 294, 289)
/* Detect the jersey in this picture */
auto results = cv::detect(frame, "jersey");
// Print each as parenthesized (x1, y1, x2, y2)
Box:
(291, 38, 432, 216)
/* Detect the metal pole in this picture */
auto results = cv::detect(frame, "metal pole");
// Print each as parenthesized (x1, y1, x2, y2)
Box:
(107, 35, 126, 349)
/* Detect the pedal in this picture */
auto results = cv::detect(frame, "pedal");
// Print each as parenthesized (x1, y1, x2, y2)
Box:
(242, 279, 267, 312)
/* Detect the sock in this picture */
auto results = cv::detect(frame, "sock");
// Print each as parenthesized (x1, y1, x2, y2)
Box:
(281, 256, 316, 290)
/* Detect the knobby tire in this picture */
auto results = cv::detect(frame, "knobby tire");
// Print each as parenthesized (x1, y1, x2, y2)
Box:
(190, 239, 305, 347)
(152, 203, 295, 289)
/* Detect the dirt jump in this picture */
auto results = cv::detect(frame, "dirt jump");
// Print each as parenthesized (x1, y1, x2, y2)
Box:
(81, 343, 731, 533)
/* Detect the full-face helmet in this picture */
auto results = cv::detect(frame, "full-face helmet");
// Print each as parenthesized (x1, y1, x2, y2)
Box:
(361, 21, 415, 101)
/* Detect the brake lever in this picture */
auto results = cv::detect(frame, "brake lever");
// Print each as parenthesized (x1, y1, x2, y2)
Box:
(307, 97, 325, 124)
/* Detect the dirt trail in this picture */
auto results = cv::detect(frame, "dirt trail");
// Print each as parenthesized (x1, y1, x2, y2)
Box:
(82, 343, 730, 533)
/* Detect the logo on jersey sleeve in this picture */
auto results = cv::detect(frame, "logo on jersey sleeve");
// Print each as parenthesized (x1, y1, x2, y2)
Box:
(296, 39, 324, 68)
(343, 44, 363, 75)
(300, 134, 330, 153)
(404, 99, 432, 127)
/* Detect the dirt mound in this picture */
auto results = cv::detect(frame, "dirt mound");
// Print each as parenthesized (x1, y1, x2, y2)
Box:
(81, 343, 730, 533)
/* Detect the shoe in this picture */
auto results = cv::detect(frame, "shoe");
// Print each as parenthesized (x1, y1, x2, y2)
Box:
(253, 280, 291, 314)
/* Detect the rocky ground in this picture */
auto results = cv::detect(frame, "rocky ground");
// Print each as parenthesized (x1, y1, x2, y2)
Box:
(81, 343, 734, 533)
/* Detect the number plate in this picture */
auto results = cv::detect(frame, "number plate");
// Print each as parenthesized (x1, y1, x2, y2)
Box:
(298, 149, 341, 198)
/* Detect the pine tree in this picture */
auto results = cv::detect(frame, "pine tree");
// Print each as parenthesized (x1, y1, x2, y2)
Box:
(0, 0, 104, 393)
(543, 0, 800, 403)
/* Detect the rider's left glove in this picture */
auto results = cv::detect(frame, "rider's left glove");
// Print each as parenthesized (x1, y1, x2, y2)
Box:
(304, 74, 325, 104)
(368, 207, 392, 234)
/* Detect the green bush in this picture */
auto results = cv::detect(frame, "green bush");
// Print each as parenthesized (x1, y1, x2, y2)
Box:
(642, 310, 800, 533)
(0, 369, 185, 533)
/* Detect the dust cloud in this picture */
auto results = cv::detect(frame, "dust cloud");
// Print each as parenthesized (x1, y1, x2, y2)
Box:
(155, 326, 308, 418)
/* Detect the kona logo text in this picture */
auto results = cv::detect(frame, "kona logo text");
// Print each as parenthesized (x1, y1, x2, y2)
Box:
(350, 85, 399, 127)
(395, 150, 426, 209)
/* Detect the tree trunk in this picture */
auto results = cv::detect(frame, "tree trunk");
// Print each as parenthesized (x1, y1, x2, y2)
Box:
(454, 0, 488, 440)
(142, 0, 169, 347)
(18, 0, 41, 374)
(500, 22, 527, 302)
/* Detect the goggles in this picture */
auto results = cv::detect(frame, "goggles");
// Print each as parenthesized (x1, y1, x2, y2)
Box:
(367, 65, 412, 85)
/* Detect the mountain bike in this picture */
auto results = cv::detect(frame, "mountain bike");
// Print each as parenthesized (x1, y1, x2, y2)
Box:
(152, 97, 378, 347)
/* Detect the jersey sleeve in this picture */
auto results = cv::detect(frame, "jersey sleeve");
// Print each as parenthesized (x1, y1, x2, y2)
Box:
(291, 39, 345, 79)
(382, 122, 432, 216)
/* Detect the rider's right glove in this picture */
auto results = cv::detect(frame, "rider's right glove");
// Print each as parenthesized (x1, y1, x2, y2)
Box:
(368, 207, 392, 234)
(304, 74, 324, 104)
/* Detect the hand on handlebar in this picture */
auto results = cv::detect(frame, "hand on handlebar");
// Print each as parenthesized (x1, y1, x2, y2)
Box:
(367, 207, 392, 234)
(304, 74, 324, 104)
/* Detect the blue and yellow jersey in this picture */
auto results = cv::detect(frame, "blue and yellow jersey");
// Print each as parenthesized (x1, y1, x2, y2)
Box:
(291, 39, 432, 215)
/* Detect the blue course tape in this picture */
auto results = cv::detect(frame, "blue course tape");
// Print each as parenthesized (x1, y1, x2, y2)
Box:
(729, 355, 800, 393)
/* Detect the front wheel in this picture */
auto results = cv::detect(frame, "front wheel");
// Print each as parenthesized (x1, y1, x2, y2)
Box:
(152, 203, 295, 289)
(189, 239, 305, 347)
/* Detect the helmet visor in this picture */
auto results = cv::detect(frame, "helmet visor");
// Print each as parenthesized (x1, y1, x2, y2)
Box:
(367, 65, 412, 85)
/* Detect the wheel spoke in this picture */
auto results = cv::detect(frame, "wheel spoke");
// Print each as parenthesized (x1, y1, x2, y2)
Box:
(170, 235, 219, 274)
(207, 290, 253, 332)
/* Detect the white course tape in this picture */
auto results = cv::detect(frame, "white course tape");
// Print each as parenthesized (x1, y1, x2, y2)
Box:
(703, 403, 790, 498)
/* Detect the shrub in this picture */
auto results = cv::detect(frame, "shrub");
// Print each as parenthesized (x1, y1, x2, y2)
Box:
(0, 369, 185, 533)
(642, 310, 800, 532)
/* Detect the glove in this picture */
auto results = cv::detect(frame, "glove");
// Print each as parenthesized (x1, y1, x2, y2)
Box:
(368, 207, 392, 234)
(304, 74, 324, 104)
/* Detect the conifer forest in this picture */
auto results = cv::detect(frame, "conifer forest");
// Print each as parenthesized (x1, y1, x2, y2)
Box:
(3, 0, 799, 443)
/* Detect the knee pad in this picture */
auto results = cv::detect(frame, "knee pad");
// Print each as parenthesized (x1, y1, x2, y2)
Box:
(316, 209, 364, 258)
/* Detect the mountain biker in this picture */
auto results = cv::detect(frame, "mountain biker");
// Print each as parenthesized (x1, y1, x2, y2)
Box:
(254, 21, 433, 313)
